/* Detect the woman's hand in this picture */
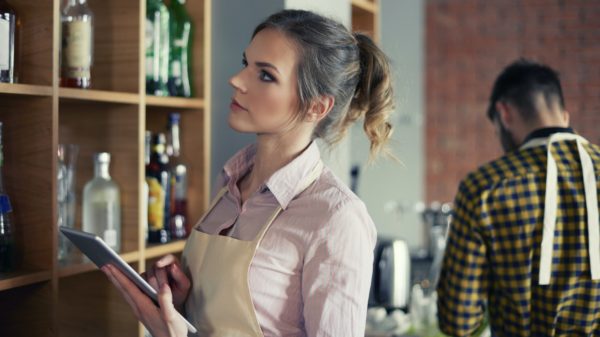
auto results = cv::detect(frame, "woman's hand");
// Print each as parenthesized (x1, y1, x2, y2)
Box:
(142, 254, 191, 312)
(102, 264, 188, 337)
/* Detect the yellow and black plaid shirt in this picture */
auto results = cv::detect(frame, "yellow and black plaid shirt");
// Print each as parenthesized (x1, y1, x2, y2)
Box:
(437, 128, 600, 337)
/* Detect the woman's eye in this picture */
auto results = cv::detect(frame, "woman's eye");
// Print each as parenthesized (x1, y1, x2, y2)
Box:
(242, 59, 248, 67)
(259, 70, 275, 82)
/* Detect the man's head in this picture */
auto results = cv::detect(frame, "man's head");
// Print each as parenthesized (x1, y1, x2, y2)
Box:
(487, 59, 570, 152)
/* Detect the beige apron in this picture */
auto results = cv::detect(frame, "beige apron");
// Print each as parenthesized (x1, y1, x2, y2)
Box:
(521, 133, 600, 285)
(181, 160, 323, 337)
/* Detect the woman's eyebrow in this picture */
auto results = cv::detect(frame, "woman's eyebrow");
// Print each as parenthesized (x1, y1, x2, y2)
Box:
(243, 52, 280, 74)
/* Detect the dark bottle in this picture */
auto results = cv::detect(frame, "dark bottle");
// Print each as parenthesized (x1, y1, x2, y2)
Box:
(0, 0, 18, 83)
(60, 0, 94, 89)
(167, 0, 193, 97)
(146, 133, 171, 244)
(146, 0, 170, 96)
(166, 113, 188, 239)
(0, 122, 16, 272)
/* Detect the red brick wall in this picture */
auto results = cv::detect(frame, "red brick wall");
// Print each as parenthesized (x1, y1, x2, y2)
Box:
(426, 0, 600, 203)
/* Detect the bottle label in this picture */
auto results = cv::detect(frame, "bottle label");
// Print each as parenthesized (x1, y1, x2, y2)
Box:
(0, 195, 12, 213)
(170, 60, 181, 78)
(145, 18, 155, 78)
(147, 177, 165, 231)
(0, 19, 9, 70)
(62, 20, 92, 78)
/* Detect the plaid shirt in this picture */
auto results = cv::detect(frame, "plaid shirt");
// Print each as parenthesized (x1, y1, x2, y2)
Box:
(437, 128, 600, 337)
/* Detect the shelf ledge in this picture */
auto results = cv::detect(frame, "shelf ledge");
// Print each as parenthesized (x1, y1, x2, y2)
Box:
(58, 250, 141, 278)
(59, 88, 140, 105)
(146, 96, 205, 109)
(0, 83, 53, 96)
(352, 0, 377, 13)
(0, 270, 52, 291)
(145, 240, 187, 259)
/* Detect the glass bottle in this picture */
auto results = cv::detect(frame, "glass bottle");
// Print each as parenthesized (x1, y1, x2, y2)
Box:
(60, 0, 93, 89)
(146, 0, 170, 96)
(166, 113, 188, 239)
(146, 133, 170, 243)
(0, 0, 17, 83)
(167, 0, 193, 97)
(83, 153, 121, 252)
(0, 122, 16, 272)
(57, 144, 79, 261)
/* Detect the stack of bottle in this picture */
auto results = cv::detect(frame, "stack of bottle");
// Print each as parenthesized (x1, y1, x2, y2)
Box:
(146, 0, 194, 97)
(146, 113, 189, 244)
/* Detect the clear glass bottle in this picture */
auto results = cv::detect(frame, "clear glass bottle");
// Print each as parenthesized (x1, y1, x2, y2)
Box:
(0, 122, 16, 272)
(167, 0, 193, 97)
(166, 113, 188, 239)
(146, 0, 170, 96)
(83, 153, 121, 252)
(0, 0, 17, 83)
(60, 0, 93, 89)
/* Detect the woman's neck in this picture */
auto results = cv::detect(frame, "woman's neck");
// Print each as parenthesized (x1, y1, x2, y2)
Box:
(239, 132, 312, 203)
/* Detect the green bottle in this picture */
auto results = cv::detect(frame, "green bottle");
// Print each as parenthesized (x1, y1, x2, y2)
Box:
(168, 0, 193, 97)
(146, 0, 170, 96)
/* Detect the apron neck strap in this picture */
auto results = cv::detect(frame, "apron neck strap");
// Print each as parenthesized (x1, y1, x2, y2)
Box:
(521, 133, 600, 285)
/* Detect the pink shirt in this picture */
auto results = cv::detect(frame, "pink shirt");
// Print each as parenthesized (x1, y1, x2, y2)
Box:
(196, 141, 376, 337)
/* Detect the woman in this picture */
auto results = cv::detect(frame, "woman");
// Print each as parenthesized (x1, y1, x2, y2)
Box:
(102, 9, 394, 337)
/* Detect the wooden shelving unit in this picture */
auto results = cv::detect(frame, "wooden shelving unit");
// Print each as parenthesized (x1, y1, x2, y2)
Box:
(351, 0, 380, 43)
(0, 0, 211, 336)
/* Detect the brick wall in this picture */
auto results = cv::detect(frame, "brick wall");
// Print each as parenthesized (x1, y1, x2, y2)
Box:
(425, 0, 600, 203)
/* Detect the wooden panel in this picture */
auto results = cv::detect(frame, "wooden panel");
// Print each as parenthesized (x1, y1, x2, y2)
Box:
(0, 282, 54, 337)
(86, 0, 140, 93)
(146, 107, 207, 228)
(6, 0, 53, 86)
(58, 270, 138, 337)
(146, 95, 204, 109)
(0, 270, 51, 291)
(352, 5, 376, 40)
(59, 102, 140, 253)
(0, 83, 52, 96)
(59, 88, 140, 105)
(0, 96, 54, 272)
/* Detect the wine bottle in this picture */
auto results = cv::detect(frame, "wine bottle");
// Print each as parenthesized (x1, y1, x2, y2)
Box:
(146, 0, 170, 96)
(166, 113, 188, 239)
(147, 133, 171, 243)
(0, 0, 18, 83)
(167, 0, 193, 97)
(83, 153, 121, 252)
(0, 122, 16, 272)
(60, 0, 94, 89)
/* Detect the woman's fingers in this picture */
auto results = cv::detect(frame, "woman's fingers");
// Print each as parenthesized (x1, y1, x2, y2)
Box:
(146, 265, 160, 291)
(169, 263, 191, 291)
(156, 254, 178, 268)
(158, 283, 188, 337)
(156, 267, 169, 289)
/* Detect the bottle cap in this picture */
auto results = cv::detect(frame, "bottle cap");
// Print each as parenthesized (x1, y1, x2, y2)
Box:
(94, 152, 111, 163)
(169, 113, 181, 124)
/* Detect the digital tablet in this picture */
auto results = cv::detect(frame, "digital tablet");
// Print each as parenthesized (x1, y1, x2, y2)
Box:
(59, 226, 197, 334)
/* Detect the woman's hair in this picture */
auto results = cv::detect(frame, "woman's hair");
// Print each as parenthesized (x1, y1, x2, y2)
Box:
(252, 9, 394, 159)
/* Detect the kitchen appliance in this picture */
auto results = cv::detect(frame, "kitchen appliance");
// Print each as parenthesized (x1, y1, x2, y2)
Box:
(369, 237, 411, 309)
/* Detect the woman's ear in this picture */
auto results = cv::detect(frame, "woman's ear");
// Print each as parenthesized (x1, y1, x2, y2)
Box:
(306, 95, 335, 123)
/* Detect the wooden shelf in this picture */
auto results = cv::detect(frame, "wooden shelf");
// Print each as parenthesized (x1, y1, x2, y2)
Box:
(0, 270, 52, 291)
(58, 250, 141, 278)
(145, 240, 187, 259)
(352, 0, 377, 13)
(0, 83, 53, 96)
(59, 88, 140, 105)
(146, 96, 205, 109)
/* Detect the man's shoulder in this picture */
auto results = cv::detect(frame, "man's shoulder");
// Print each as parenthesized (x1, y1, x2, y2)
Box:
(460, 147, 546, 195)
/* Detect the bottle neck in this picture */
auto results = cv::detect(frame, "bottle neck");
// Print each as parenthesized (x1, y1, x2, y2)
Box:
(94, 162, 111, 179)
(170, 124, 181, 157)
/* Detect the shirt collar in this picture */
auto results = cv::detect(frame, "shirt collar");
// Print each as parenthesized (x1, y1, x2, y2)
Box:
(521, 127, 574, 145)
(265, 141, 321, 210)
(221, 141, 322, 210)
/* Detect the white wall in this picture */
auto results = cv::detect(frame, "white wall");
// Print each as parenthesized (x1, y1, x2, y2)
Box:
(351, 0, 425, 251)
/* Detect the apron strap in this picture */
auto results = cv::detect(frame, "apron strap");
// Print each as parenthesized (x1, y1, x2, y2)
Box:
(523, 133, 600, 285)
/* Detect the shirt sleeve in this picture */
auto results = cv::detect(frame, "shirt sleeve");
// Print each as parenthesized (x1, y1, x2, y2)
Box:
(302, 199, 377, 337)
(436, 180, 489, 336)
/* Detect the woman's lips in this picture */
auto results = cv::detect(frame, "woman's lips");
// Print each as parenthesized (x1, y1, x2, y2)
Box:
(230, 99, 247, 111)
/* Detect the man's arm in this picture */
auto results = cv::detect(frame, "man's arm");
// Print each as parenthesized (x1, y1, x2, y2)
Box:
(436, 181, 489, 336)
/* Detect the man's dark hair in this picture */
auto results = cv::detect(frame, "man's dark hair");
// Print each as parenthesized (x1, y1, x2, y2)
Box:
(487, 59, 565, 121)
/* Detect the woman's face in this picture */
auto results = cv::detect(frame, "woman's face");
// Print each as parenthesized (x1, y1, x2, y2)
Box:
(228, 28, 301, 135)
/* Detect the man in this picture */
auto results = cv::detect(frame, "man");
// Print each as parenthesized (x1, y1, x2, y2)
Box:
(437, 59, 600, 336)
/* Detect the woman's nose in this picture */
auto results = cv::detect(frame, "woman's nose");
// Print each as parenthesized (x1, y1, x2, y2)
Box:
(229, 71, 247, 93)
